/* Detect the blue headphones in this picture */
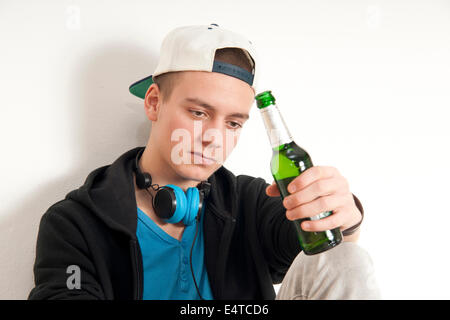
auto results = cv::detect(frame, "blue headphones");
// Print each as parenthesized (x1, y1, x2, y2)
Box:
(133, 148, 211, 226)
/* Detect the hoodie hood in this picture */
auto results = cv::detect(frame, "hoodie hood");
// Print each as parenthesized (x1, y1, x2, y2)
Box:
(64, 146, 237, 239)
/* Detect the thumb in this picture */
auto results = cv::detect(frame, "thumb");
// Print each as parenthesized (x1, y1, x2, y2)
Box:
(266, 181, 281, 197)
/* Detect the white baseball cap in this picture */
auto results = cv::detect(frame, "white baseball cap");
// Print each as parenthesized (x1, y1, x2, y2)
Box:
(129, 23, 258, 99)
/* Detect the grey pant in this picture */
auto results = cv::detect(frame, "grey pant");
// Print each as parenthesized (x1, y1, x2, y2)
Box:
(276, 242, 381, 300)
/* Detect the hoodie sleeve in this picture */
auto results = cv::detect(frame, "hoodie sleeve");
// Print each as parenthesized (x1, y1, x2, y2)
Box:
(253, 178, 302, 284)
(28, 206, 106, 300)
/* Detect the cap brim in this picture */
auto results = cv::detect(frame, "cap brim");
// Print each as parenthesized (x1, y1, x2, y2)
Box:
(129, 75, 154, 99)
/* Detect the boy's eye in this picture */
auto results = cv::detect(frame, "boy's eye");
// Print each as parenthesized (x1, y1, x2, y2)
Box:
(228, 122, 242, 129)
(190, 110, 206, 117)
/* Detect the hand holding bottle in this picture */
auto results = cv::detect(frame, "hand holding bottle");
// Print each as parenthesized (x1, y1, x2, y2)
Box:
(265, 165, 362, 241)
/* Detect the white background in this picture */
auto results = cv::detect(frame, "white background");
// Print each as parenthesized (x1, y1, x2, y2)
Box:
(1, 0, 449, 299)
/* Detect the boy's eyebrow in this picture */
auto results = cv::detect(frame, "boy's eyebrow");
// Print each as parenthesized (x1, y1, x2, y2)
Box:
(184, 97, 249, 120)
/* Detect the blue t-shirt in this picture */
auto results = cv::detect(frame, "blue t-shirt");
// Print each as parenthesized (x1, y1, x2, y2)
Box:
(136, 202, 214, 300)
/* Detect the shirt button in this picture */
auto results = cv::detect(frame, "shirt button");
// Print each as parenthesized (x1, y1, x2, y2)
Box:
(183, 257, 189, 264)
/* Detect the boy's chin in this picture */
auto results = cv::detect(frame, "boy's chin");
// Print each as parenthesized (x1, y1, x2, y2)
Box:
(175, 163, 218, 180)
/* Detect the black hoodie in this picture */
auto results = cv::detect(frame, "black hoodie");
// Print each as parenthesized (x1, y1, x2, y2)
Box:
(28, 146, 363, 300)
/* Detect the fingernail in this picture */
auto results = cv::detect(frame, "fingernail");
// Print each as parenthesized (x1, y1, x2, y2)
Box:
(289, 184, 296, 193)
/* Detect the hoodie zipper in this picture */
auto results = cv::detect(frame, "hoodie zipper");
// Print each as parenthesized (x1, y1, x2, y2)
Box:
(214, 216, 236, 298)
(204, 192, 238, 298)
(130, 239, 142, 300)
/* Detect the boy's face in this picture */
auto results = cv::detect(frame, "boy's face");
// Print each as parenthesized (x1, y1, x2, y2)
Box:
(145, 70, 255, 182)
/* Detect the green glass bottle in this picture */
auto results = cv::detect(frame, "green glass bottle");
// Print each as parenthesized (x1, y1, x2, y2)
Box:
(255, 90, 342, 255)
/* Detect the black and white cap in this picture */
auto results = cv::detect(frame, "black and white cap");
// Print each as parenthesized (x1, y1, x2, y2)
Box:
(129, 23, 258, 99)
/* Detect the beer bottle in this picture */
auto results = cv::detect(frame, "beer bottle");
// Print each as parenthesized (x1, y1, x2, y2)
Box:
(255, 90, 342, 255)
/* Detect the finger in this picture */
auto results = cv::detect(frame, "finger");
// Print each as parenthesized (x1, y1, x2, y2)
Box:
(283, 177, 348, 210)
(287, 166, 340, 194)
(265, 182, 280, 197)
(300, 208, 345, 232)
(285, 193, 346, 221)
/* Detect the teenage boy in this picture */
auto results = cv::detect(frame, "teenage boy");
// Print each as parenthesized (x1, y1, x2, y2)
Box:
(29, 24, 379, 300)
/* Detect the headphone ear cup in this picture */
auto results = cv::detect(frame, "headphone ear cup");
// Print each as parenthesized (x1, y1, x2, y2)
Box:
(184, 188, 200, 226)
(161, 185, 187, 224)
(136, 172, 152, 189)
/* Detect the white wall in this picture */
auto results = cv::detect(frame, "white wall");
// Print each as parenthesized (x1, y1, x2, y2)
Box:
(1, 0, 449, 299)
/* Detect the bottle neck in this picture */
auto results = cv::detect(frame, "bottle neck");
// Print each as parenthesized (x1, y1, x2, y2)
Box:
(259, 103, 293, 149)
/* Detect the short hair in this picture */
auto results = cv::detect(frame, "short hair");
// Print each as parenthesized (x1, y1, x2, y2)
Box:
(152, 47, 255, 103)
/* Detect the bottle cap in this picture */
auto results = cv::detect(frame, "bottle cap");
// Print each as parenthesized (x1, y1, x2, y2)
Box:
(255, 90, 276, 109)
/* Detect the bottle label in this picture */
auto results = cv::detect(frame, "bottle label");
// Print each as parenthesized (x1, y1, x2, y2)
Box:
(309, 211, 332, 221)
(260, 105, 292, 148)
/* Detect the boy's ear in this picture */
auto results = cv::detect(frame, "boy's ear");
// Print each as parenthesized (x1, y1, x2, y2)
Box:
(144, 83, 161, 121)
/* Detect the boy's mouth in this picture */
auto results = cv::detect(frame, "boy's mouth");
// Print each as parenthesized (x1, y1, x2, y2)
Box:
(190, 152, 215, 165)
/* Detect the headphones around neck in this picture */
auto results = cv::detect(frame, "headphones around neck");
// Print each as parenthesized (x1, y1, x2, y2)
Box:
(133, 148, 211, 226)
